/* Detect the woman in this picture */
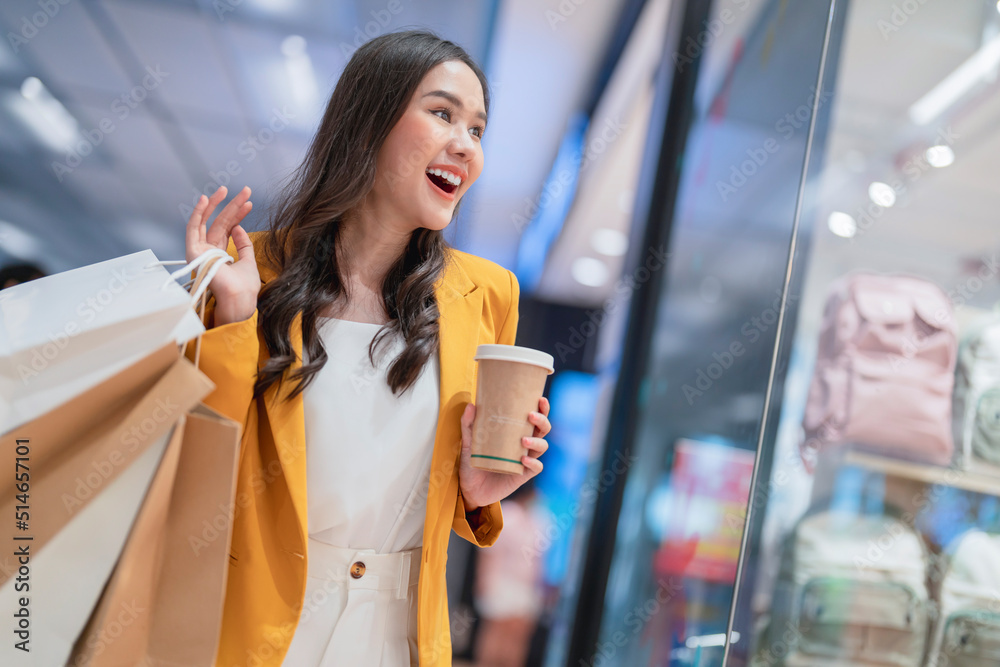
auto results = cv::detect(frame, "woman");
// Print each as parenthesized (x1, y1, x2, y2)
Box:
(182, 30, 551, 666)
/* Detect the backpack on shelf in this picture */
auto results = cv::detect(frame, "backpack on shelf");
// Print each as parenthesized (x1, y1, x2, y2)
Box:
(926, 530, 1000, 666)
(801, 272, 958, 471)
(952, 316, 1000, 469)
(760, 510, 931, 667)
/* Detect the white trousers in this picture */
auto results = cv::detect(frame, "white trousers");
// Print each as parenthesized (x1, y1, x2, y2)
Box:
(282, 538, 422, 666)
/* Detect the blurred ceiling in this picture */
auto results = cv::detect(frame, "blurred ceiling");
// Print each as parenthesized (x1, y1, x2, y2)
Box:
(4, 0, 997, 317)
(801, 0, 1000, 332)
(0, 0, 501, 271)
(540, 0, 1000, 314)
(0, 0, 626, 295)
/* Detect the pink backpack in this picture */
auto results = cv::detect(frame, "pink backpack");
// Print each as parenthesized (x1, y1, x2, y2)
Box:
(801, 272, 957, 471)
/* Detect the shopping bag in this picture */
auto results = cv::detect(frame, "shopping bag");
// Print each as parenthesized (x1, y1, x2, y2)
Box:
(2, 425, 184, 667)
(70, 403, 241, 666)
(148, 404, 240, 665)
(0, 341, 213, 666)
(69, 410, 185, 667)
(0, 249, 211, 431)
(70, 250, 242, 666)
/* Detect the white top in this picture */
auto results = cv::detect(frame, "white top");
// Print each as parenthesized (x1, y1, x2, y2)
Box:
(302, 317, 439, 552)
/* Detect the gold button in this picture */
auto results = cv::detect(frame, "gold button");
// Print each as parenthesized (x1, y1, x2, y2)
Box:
(350, 561, 366, 579)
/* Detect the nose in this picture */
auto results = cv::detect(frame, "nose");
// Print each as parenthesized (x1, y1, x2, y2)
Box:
(447, 126, 476, 160)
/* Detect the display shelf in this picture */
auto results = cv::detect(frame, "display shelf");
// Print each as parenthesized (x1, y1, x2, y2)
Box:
(844, 450, 1000, 497)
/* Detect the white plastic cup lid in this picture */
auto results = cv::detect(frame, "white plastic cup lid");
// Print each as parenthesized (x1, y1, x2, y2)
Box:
(474, 344, 555, 374)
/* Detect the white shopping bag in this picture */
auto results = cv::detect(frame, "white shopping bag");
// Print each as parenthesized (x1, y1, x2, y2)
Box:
(0, 248, 229, 432)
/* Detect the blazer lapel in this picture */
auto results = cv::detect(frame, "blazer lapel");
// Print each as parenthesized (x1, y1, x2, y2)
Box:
(424, 253, 483, 548)
(261, 250, 483, 556)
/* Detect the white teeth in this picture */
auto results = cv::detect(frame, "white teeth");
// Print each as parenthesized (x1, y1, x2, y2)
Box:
(426, 168, 462, 186)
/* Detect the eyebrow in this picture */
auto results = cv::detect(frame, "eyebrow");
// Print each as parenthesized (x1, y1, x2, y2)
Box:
(422, 89, 488, 125)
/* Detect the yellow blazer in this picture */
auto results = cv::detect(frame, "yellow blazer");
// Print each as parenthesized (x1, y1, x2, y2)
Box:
(185, 230, 516, 666)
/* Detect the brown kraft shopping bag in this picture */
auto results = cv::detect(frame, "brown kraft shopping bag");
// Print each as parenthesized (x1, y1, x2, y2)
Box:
(69, 402, 241, 666)
(0, 342, 214, 665)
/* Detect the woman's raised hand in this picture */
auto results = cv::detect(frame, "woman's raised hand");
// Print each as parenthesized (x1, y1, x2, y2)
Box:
(185, 185, 260, 326)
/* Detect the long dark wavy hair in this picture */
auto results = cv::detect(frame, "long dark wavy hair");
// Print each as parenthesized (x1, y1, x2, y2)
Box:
(251, 29, 490, 401)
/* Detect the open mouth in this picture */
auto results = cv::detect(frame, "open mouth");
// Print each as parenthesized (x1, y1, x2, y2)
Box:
(426, 171, 458, 195)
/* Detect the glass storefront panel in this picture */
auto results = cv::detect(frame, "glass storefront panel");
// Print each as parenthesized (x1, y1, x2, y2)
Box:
(569, 0, 840, 665)
(729, 0, 1000, 666)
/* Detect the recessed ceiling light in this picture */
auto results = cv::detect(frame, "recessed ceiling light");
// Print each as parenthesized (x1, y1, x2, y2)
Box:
(15, 76, 79, 151)
(20, 76, 43, 100)
(868, 181, 896, 208)
(590, 228, 628, 256)
(571, 257, 609, 287)
(281, 35, 307, 57)
(925, 144, 955, 168)
(827, 211, 857, 238)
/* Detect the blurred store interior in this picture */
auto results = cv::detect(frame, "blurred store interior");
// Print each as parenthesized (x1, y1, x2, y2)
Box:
(3, 0, 1000, 665)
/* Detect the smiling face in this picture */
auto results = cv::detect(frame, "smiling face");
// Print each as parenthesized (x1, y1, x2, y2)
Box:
(369, 60, 487, 232)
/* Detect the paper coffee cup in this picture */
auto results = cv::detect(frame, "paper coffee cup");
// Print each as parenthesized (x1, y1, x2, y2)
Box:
(471, 344, 555, 475)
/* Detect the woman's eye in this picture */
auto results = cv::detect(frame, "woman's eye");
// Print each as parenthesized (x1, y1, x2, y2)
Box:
(433, 108, 483, 139)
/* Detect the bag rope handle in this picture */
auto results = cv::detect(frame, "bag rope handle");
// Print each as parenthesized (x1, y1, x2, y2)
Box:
(144, 248, 235, 370)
